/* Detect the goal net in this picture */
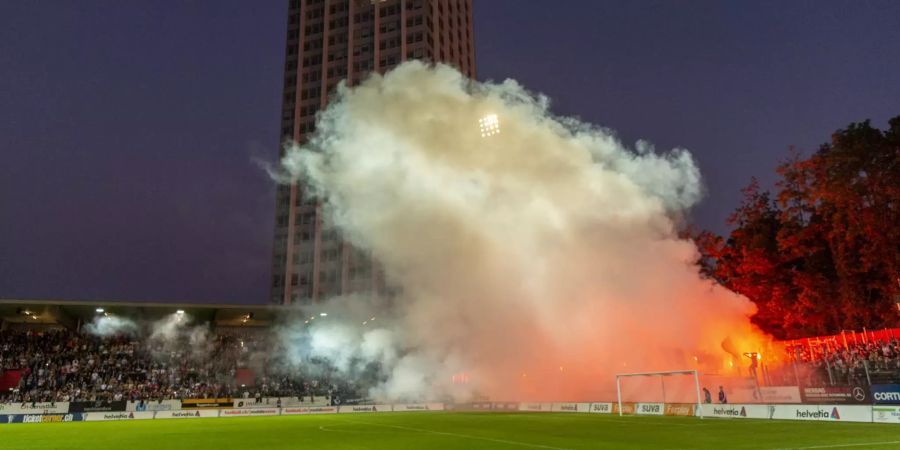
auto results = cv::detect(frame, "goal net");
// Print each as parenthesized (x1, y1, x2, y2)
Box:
(615, 370, 704, 418)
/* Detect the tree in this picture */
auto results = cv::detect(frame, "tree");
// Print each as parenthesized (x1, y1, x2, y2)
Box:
(698, 117, 900, 339)
(708, 179, 797, 338)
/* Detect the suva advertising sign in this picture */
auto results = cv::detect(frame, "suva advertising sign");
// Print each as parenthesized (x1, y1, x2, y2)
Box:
(871, 385, 900, 405)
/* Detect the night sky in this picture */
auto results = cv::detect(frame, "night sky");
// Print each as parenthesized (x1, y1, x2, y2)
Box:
(2, 1, 898, 304)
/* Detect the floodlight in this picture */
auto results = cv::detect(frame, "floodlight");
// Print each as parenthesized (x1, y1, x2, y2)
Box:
(478, 114, 500, 138)
(96, 308, 104, 313)
(176, 309, 185, 315)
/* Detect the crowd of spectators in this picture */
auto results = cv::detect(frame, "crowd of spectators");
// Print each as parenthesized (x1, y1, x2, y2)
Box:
(786, 338, 900, 386)
(0, 328, 348, 404)
(7, 325, 898, 404)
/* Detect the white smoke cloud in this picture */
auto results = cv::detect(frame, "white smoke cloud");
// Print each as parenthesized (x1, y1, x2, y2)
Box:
(148, 312, 213, 361)
(278, 61, 765, 401)
(83, 315, 138, 337)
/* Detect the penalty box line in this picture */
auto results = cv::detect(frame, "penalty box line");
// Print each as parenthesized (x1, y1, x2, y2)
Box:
(338, 417, 574, 450)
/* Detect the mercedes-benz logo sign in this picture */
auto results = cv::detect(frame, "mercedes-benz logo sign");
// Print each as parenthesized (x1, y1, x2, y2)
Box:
(852, 387, 866, 401)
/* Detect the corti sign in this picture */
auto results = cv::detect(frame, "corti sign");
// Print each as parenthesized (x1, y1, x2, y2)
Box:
(872, 385, 900, 405)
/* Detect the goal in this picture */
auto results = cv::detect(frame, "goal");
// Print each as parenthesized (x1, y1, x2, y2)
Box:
(615, 370, 704, 419)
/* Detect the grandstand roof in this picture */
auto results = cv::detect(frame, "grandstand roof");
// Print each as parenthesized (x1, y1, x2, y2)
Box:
(0, 298, 285, 329)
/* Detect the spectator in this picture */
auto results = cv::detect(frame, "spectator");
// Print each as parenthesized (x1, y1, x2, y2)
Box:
(0, 328, 359, 404)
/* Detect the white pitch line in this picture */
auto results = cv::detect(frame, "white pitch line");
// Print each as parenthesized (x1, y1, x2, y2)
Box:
(773, 441, 900, 450)
(339, 418, 573, 450)
(318, 424, 383, 434)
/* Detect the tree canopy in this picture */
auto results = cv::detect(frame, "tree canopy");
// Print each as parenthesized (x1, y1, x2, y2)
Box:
(698, 117, 900, 339)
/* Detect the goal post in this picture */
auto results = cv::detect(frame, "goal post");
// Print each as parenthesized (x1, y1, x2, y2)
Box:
(615, 369, 704, 419)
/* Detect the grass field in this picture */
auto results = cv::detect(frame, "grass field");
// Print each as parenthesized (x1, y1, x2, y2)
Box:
(3, 412, 899, 450)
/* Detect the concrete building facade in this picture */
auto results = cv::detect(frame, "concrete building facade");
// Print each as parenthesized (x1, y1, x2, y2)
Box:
(271, 0, 476, 304)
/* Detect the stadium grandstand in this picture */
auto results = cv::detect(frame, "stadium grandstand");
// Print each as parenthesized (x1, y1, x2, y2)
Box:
(0, 298, 361, 406)
(3, 298, 900, 407)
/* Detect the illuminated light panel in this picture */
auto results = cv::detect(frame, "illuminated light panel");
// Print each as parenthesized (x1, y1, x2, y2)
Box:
(478, 114, 500, 138)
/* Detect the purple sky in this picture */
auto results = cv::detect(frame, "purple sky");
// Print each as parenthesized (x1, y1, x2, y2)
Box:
(1, 1, 898, 304)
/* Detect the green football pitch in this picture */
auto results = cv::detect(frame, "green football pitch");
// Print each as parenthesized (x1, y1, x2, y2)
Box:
(3, 412, 899, 450)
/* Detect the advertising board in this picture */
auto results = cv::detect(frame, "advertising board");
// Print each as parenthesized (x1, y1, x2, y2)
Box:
(0, 402, 70, 415)
(155, 410, 219, 419)
(5, 413, 85, 423)
(84, 411, 154, 421)
(664, 403, 694, 417)
(128, 400, 181, 412)
(393, 403, 444, 412)
(770, 405, 871, 423)
(6, 413, 85, 423)
(281, 406, 339, 415)
(635, 403, 665, 416)
(219, 408, 280, 417)
(613, 403, 635, 415)
(800, 386, 870, 404)
(732, 386, 802, 404)
(68, 401, 127, 413)
(518, 402, 552, 412)
(233, 399, 265, 409)
(588, 402, 613, 414)
(491, 402, 519, 411)
(871, 385, 900, 405)
(705, 404, 771, 419)
(181, 398, 234, 409)
(873, 406, 900, 423)
(338, 404, 390, 413)
(550, 402, 591, 413)
(759, 386, 803, 404)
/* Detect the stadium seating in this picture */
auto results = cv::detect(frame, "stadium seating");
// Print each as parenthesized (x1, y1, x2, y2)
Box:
(3, 326, 899, 404)
(0, 329, 348, 404)
(786, 339, 900, 386)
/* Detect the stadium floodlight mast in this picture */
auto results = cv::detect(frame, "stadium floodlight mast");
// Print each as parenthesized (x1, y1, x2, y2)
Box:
(479, 114, 500, 137)
(615, 369, 704, 419)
